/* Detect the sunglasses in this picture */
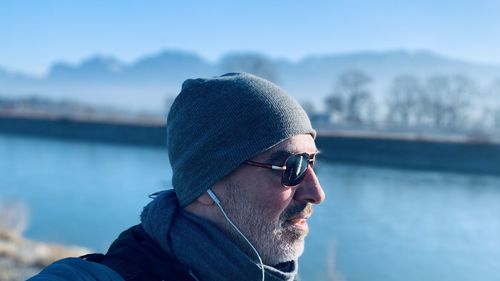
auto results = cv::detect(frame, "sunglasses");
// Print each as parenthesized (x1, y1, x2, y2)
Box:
(245, 153, 316, 187)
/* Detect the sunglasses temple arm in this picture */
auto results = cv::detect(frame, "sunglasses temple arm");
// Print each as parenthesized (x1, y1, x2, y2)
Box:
(271, 165, 286, 171)
(245, 160, 286, 171)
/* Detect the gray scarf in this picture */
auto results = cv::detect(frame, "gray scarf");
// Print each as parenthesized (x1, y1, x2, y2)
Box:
(140, 190, 298, 281)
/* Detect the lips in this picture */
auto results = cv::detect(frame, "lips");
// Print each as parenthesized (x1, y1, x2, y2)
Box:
(284, 211, 312, 232)
(281, 203, 313, 233)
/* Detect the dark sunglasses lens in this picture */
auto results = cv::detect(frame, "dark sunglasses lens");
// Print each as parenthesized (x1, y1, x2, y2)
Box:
(282, 154, 309, 186)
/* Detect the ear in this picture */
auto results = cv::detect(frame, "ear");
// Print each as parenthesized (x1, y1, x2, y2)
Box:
(196, 191, 215, 206)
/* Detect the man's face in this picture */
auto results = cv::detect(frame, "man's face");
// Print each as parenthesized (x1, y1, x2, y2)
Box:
(213, 134, 325, 265)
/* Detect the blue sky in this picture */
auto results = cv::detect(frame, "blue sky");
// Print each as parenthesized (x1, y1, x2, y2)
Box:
(1, 0, 500, 75)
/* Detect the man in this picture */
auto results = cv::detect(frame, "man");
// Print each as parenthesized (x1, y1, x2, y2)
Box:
(29, 73, 325, 281)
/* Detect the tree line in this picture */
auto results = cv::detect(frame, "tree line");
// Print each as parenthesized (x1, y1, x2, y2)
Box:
(219, 54, 500, 136)
(321, 70, 500, 134)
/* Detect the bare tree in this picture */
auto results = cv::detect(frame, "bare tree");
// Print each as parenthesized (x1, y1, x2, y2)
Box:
(486, 77, 500, 108)
(219, 53, 279, 83)
(386, 75, 424, 127)
(495, 108, 500, 129)
(325, 70, 374, 125)
(468, 77, 500, 133)
(324, 95, 344, 123)
(423, 74, 477, 129)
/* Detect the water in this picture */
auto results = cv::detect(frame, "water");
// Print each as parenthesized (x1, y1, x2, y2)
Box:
(1, 134, 499, 281)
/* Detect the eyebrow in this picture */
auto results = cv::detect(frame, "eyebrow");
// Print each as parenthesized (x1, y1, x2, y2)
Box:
(266, 150, 293, 164)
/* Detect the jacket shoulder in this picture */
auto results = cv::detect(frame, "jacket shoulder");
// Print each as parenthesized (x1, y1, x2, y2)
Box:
(88, 225, 196, 281)
(27, 257, 124, 281)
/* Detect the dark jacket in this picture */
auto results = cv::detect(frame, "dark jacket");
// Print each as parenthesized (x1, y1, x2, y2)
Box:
(29, 225, 198, 281)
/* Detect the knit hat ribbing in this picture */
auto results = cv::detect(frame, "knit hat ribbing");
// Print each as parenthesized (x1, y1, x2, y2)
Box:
(167, 73, 315, 207)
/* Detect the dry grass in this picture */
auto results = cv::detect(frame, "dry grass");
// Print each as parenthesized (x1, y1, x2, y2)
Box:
(0, 200, 90, 281)
(325, 240, 345, 281)
(0, 201, 28, 236)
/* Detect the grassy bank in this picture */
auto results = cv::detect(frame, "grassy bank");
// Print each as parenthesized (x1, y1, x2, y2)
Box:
(0, 201, 90, 281)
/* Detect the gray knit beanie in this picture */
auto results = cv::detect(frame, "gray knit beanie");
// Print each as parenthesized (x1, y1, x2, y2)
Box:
(167, 72, 315, 207)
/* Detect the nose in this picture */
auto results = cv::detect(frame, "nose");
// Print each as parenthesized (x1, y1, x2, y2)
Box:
(293, 166, 325, 204)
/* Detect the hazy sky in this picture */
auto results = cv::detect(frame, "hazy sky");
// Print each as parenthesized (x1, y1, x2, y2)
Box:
(2, 0, 500, 75)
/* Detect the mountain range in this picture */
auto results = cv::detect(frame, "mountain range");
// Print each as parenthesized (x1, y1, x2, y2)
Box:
(1, 49, 500, 112)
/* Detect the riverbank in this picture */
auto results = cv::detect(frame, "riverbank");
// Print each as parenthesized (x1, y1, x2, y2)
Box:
(0, 201, 90, 281)
(0, 112, 166, 147)
(0, 230, 90, 281)
(1, 114, 499, 176)
(316, 130, 500, 176)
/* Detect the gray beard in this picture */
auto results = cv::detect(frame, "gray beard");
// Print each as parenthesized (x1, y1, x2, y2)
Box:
(221, 183, 309, 265)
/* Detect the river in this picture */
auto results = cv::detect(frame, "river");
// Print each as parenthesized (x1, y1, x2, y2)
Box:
(1, 133, 499, 281)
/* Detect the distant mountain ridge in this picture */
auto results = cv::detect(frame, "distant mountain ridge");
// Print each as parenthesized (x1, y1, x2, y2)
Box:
(1, 49, 500, 111)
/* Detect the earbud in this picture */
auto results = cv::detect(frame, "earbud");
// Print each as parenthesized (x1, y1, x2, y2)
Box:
(206, 189, 265, 281)
(207, 189, 221, 205)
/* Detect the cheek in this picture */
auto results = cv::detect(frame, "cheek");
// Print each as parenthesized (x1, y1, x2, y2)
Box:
(230, 168, 294, 219)
(257, 187, 295, 220)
